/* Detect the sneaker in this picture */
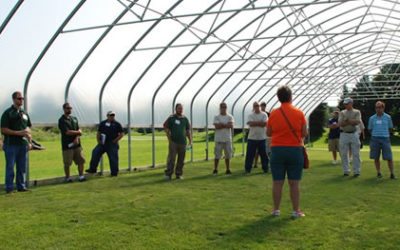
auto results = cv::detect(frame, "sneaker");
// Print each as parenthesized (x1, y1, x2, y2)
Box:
(343, 173, 349, 177)
(377, 173, 383, 178)
(78, 176, 86, 182)
(271, 210, 280, 217)
(225, 170, 232, 176)
(353, 174, 360, 178)
(291, 211, 305, 219)
(164, 175, 171, 181)
(64, 177, 73, 183)
(332, 160, 338, 165)
(390, 174, 397, 179)
(176, 176, 184, 180)
(17, 188, 30, 192)
(213, 169, 218, 176)
(85, 169, 96, 174)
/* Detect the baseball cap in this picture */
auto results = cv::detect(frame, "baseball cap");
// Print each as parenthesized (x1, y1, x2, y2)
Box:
(107, 111, 116, 116)
(343, 97, 353, 104)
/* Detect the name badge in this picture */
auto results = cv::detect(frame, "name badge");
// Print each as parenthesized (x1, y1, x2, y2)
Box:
(22, 114, 28, 121)
(105, 122, 111, 127)
(175, 119, 181, 125)
(376, 120, 382, 125)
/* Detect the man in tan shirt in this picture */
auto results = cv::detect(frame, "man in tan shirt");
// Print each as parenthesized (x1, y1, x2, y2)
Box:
(338, 97, 362, 177)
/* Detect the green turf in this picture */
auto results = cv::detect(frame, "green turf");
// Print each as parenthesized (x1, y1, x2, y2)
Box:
(0, 150, 399, 249)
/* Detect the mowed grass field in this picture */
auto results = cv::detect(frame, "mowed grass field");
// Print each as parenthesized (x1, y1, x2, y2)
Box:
(0, 150, 400, 249)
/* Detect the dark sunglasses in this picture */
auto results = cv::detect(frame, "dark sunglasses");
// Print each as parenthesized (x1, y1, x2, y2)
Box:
(108, 114, 115, 117)
(15, 97, 24, 100)
(65, 107, 72, 110)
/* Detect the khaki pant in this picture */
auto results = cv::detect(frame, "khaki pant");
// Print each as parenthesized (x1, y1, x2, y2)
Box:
(339, 133, 361, 174)
(165, 142, 186, 177)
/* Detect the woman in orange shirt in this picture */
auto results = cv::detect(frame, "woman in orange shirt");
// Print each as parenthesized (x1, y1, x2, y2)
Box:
(267, 86, 308, 218)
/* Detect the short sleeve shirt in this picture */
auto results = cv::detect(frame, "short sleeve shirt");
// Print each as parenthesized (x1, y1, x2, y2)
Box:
(328, 118, 340, 139)
(247, 112, 268, 140)
(166, 115, 190, 145)
(368, 113, 393, 138)
(1, 105, 32, 145)
(98, 120, 123, 144)
(268, 103, 307, 147)
(58, 115, 81, 150)
(213, 114, 234, 142)
(339, 109, 361, 133)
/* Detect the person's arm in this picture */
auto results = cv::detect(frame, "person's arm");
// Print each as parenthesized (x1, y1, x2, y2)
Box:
(302, 124, 308, 138)
(266, 125, 272, 137)
(186, 120, 192, 145)
(389, 116, 394, 134)
(348, 111, 361, 125)
(1, 127, 31, 137)
(163, 117, 171, 141)
(338, 112, 349, 127)
(113, 124, 124, 143)
(213, 116, 223, 129)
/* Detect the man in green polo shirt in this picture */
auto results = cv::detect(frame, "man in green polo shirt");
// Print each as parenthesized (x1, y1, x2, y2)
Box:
(1, 91, 32, 193)
(163, 103, 192, 180)
(58, 103, 86, 183)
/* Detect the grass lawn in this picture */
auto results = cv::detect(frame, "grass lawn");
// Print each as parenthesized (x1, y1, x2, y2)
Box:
(0, 149, 400, 249)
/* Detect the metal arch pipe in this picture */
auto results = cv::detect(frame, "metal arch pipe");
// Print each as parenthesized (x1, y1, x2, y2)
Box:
(22, 0, 86, 187)
(65, 1, 137, 102)
(0, 0, 24, 35)
(125, 1, 183, 169)
(149, 0, 224, 167)
(170, 0, 269, 161)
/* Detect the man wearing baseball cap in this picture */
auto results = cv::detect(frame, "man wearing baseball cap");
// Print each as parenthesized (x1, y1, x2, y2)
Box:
(338, 98, 362, 177)
(86, 111, 124, 176)
(327, 108, 340, 165)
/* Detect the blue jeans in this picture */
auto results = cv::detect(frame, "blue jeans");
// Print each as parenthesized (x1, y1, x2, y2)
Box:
(245, 139, 269, 173)
(89, 143, 119, 175)
(3, 144, 28, 191)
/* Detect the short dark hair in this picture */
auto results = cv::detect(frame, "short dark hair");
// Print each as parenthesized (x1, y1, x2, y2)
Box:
(277, 86, 292, 103)
(260, 102, 266, 107)
(175, 103, 182, 110)
(62, 102, 71, 109)
(220, 102, 227, 108)
(12, 91, 21, 99)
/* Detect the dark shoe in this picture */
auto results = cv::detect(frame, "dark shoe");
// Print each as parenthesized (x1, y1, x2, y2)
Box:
(85, 169, 96, 174)
(5, 190, 14, 194)
(263, 169, 269, 174)
(17, 188, 30, 192)
(390, 174, 397, 179)
(78, 176, 86, 182)
(353, 174, 360, 178)
(343, 173, 349, 177)
(176, 176, 184, 180)
(253, 165, 258, 168)
(225, 170, 232, 175)
(213, 169, 218, 176)
(110, 174, 118, 177)
(377, 173, 383, 178)
(64, 178, 73, 183)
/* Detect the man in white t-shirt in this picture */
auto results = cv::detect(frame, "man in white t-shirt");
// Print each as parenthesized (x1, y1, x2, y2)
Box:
(244, 101, 269, 174)
(213, 102, 234, 175)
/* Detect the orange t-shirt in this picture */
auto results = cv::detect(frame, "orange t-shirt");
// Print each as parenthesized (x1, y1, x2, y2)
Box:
(267, 103, 307, 147)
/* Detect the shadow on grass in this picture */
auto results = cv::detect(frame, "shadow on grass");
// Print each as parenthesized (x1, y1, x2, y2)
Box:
(209, 215, 292, 246)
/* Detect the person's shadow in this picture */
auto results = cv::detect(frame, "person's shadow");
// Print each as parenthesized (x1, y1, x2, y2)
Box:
(206, 215, 292, 247)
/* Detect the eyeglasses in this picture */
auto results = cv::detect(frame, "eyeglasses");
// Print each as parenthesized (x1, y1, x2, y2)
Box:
(109, 114, 115, 117)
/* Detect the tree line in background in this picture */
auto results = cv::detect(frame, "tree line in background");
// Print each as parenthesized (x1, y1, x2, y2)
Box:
(309, 63, 400, 138)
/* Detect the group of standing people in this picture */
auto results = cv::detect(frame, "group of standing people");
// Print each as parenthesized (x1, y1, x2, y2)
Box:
(327, 98, 396, 179)
(1, 91, 125, 193)
(165, 86, 308, 218)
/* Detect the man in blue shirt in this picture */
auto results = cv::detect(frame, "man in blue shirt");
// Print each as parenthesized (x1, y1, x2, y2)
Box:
(368, 101, 395, 179)
(327, 109, 340, 165)
(86, 111, 124, 177)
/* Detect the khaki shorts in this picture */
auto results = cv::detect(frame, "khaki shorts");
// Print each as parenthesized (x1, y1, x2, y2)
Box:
(214, 142, 233, 160)
(328, 138, 339, 152)
(62, 147, 85, 167)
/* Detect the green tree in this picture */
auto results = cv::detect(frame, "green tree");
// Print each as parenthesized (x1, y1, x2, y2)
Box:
(309, 103, 328, 138)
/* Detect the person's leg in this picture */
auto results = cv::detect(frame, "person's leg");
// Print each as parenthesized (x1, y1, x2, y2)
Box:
(257, 139, 269, 173)
(339, 134, 350, 174)
(224, 142, 232, 173)
(106, 144, 119, 176)
(288, 180, 301, 211)
(254, 153, 259, 168)
(272, 180, 285, 210)
(381, 138, 394, 177)
(15, 145, 28, 190)
(214, 142, 222, 173)
(165, 142, 177, 177)
(350, 133, 361, 175)
(4, 144, 17, 192)
(175, 144, 186, 177)
(375, 159, 381, 174)
(244, 140, 257, 173)
(74, 147, 86, 177)
(89, 145, 105, 172)
(62, 150, 73, 179)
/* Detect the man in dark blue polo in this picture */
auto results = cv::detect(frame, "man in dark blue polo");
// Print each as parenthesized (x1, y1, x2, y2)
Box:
(86, 111, 124, 176)
(1, 91, 32, 193)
